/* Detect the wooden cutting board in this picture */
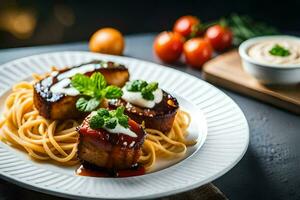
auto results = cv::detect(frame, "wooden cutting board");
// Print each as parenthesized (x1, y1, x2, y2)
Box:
(203, 50, 300, 114)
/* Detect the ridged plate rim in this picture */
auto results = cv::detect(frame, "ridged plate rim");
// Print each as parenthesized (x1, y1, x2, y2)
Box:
(0, 51, 249, 199)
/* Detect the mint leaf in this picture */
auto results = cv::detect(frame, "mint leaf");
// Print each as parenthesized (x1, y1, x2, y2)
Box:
(104, 85, 123, 99)
(72, 72, 107, 98)
(113, 106, 129, 128)
(86, 98, 100, 112)
(76, 97, 100, 112)
(97, 108, 109, 117)
(141, 92, 154, 100)
(126, 80, 159, 101)
(115, 106, 125, 117)
(76, 97, 89, 112)
(71, 74, 94, 96)
(105, 117, 117, 129)
(90, 72, 107, 91)
(118, 115, 129, 128)
(146, 82, 158, 91)
(88, 107, 129, 130)
(72, 72, 123, 112)
(126, 80, 147, 92)
(90, 114, 105, 129)
(141, 82, 158, 100)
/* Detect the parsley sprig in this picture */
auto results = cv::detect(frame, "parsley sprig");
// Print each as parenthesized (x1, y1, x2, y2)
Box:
(269, 44, 291, 57)
(71, 72, 123, 112)
(89, 107, 129, 130)
(126, 80, 158, 100)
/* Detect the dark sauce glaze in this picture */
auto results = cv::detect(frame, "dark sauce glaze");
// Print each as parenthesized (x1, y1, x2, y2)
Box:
(109, 90, 178, 117)
(34, 60, 127, 103)
(76, 162, 145, 178)
(108, 90, 179, 132)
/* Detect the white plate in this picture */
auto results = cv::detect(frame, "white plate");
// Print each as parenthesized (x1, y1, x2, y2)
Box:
(0, 51, 249, 199)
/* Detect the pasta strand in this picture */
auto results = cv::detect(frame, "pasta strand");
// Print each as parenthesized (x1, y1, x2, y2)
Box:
(0, 81, 195, 170)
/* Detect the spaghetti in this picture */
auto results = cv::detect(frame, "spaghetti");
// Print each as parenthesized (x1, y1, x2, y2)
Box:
(0, 82, 79, 165)
(139, 110, 195, 170)
(0, 81, 195, 170)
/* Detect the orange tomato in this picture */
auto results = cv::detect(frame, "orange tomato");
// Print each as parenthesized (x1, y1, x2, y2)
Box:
(183, 38, 213, 68)
(153, 31, 184, 63)
(173, 15, 201, 38)
(89, 28, 124, 55)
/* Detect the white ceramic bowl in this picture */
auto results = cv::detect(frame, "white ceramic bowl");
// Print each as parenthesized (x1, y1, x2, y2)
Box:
(238, 35, 300, 85)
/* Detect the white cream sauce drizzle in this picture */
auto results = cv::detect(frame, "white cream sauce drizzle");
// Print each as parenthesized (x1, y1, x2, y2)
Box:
(104, 123, 137, 138)
(90, 111, 137, 138)
(122, 87, 163, 108)
(57, 64, 101, 80)
(50, 79, 79, 96)
(49, 63, 103, 96)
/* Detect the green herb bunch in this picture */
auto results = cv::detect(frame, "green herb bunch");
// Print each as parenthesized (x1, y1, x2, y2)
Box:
(221, 14, 279, 46)
(71, 72, 123, 112)
(89, 107, 129, 130)
(126, 80, 158, 100)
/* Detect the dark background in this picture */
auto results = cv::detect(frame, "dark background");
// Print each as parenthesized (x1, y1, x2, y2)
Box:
(0, 1, 300, 200)
(0, 0, 299, 49)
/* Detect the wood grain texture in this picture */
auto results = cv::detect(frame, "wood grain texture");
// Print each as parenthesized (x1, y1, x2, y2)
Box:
(203, 50, 300, 114)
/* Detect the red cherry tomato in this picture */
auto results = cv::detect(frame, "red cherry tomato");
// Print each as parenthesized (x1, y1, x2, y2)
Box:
(205, 25, 233, 51)
(173, 15, 201, 38)
(183, 38, 213, 68)
(153, 31, 184, 63)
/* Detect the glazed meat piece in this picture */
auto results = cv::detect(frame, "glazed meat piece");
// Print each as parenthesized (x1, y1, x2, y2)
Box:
(77, 115, 146, 170)
(108, 90, 179, 133)
(33, 60, 129, 120)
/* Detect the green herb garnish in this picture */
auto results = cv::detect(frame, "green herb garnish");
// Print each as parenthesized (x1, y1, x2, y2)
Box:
(141, 82, 158, 100)
(89, 114, 105, 129)
(97, 108, 109, 117)
(89, 107, 129, 130)
(104, 85, 123, 99)
(269, 44, 291, 57)
(126, 80, 159, 101)
(105, 118, 118, 129)
(126, 80, 148, 92)
(111, 106, 129, 128)
(71, 72, 122, 112)
(76, 97, 100, 113)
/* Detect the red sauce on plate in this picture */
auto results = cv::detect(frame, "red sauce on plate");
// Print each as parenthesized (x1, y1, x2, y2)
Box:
(76, 162, 145, 178)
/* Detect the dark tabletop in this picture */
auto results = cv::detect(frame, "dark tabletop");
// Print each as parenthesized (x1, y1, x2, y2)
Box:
(0, 34, 299, 200)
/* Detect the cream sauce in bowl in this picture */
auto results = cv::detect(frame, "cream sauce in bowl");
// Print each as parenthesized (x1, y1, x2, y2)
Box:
(248, 39, 300, 65)
(239, 36, 300, 84)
